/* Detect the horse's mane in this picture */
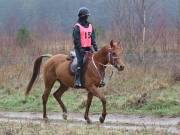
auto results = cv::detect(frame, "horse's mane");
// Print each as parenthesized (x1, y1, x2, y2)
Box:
(94, 45, 109, 61)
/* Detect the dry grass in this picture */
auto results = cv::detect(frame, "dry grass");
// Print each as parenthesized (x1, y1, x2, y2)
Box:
(0, 40, 72, 92)
(103, 65, 171, 96)
(0, 39, 174, 94)
(0, 60, 172, 97)
(0, 42, 180, 116)
(0, 121, 173, 135)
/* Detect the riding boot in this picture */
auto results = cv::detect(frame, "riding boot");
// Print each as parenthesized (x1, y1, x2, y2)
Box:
(74, 67, 82, 88)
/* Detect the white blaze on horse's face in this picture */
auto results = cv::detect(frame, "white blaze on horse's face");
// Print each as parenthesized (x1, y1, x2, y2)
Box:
(109, 40, 125, 71)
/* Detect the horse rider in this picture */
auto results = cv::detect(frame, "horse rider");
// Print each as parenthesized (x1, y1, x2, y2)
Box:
(73, 7, 105, 88)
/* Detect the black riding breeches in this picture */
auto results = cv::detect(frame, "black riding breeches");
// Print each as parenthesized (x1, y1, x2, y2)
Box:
(75, 47, 91, 70)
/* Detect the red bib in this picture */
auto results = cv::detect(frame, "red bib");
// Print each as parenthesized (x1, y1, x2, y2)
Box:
(75, 23, 92, 48)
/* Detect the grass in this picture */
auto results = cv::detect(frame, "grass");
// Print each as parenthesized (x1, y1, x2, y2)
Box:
(0, 82, 179, 117)
(0, 121, 174, 135)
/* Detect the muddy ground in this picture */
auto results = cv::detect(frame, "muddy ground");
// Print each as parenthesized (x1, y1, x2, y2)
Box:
(0, 112, 179, 134)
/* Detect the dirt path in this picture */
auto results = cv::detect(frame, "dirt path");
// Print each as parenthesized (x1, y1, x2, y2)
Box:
(0, 112, 179, 134)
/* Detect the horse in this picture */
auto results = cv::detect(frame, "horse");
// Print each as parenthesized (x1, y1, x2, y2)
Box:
(25, 40, 125, 124)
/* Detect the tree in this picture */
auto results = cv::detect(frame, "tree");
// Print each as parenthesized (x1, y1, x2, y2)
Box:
(177, 0, 180, 52)
(16, 26, 31, 47)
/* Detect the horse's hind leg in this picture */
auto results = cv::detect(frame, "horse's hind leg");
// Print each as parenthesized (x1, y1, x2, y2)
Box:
(42, 78, 55, 119)
(53, 83, 68, 120)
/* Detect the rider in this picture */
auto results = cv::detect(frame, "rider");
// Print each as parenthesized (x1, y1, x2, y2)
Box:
(73, 7, 98, 87)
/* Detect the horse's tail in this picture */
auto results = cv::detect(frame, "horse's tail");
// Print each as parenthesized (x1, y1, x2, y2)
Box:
(25, 54, 52, 96)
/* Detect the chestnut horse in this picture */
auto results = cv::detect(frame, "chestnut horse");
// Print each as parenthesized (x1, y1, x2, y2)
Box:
(25, 40, 125, 123)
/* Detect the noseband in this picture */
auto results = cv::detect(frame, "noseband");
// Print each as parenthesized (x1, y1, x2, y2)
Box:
(107, 49, 120, 67)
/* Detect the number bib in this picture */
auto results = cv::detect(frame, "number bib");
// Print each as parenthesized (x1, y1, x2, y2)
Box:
(75, 23, 92, 48)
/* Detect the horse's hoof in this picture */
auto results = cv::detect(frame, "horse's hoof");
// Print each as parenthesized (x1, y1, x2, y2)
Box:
(43, 115, 48, 119)
(99, 116, 105, 123)
(62, 113, 68, 120)
(86, 118, 92, 124)
(84, 116, 92, 124)
(43, 117, 49, 122)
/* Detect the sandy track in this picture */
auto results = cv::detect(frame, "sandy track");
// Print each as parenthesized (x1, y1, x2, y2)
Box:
(0, 112, 179, 134)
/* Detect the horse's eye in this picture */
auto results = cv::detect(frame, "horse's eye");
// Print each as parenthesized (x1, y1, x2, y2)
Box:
(112, 52, 116, 56)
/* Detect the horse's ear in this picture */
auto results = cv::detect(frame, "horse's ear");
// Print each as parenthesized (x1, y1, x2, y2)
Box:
(110, 40, 114, 48)
(117, 40, 123, 49)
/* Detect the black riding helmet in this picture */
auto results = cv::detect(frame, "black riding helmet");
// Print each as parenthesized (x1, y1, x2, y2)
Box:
(78, 7, 90, 18)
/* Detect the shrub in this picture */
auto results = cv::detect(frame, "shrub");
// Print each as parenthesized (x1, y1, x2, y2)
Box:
(16, 26, 31, 47)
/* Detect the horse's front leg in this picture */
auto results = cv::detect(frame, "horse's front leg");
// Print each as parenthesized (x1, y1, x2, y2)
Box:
(84, 92, 93, 124)
(87, 85, 107, 123)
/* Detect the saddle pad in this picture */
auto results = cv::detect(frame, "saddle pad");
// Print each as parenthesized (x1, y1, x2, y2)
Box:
(69, 50, 92, 74)
(70, 57, 78, 73)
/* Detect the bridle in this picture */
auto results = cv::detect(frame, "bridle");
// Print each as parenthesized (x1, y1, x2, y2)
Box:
(90, 48, 120, 84)
(107, 48, 121, 68)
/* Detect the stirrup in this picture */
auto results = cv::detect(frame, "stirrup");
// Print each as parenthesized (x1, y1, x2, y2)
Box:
(74, 82, 83, 88)
(74, 85, 83, 88)
(99, 80, 105, 87)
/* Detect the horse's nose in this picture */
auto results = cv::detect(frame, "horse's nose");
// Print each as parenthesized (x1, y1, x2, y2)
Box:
(119, 65, 124, 70)
(115, 64, 125, 71)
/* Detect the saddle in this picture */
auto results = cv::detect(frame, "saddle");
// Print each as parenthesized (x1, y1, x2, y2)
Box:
(67, 51, 92, 74)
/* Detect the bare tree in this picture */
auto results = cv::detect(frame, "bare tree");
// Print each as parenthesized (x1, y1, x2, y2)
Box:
(107, 0, 126, 40)
(134, 0, 157, 62)
(177, 0, 180, 52)
(135, 0, 146, 47)
(108, 0, 159, 59)
(4, 16, 18, 47)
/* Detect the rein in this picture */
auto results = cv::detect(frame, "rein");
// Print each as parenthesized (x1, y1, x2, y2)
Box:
(91, 55, 104, 80)
(90, 50, 115, 86)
